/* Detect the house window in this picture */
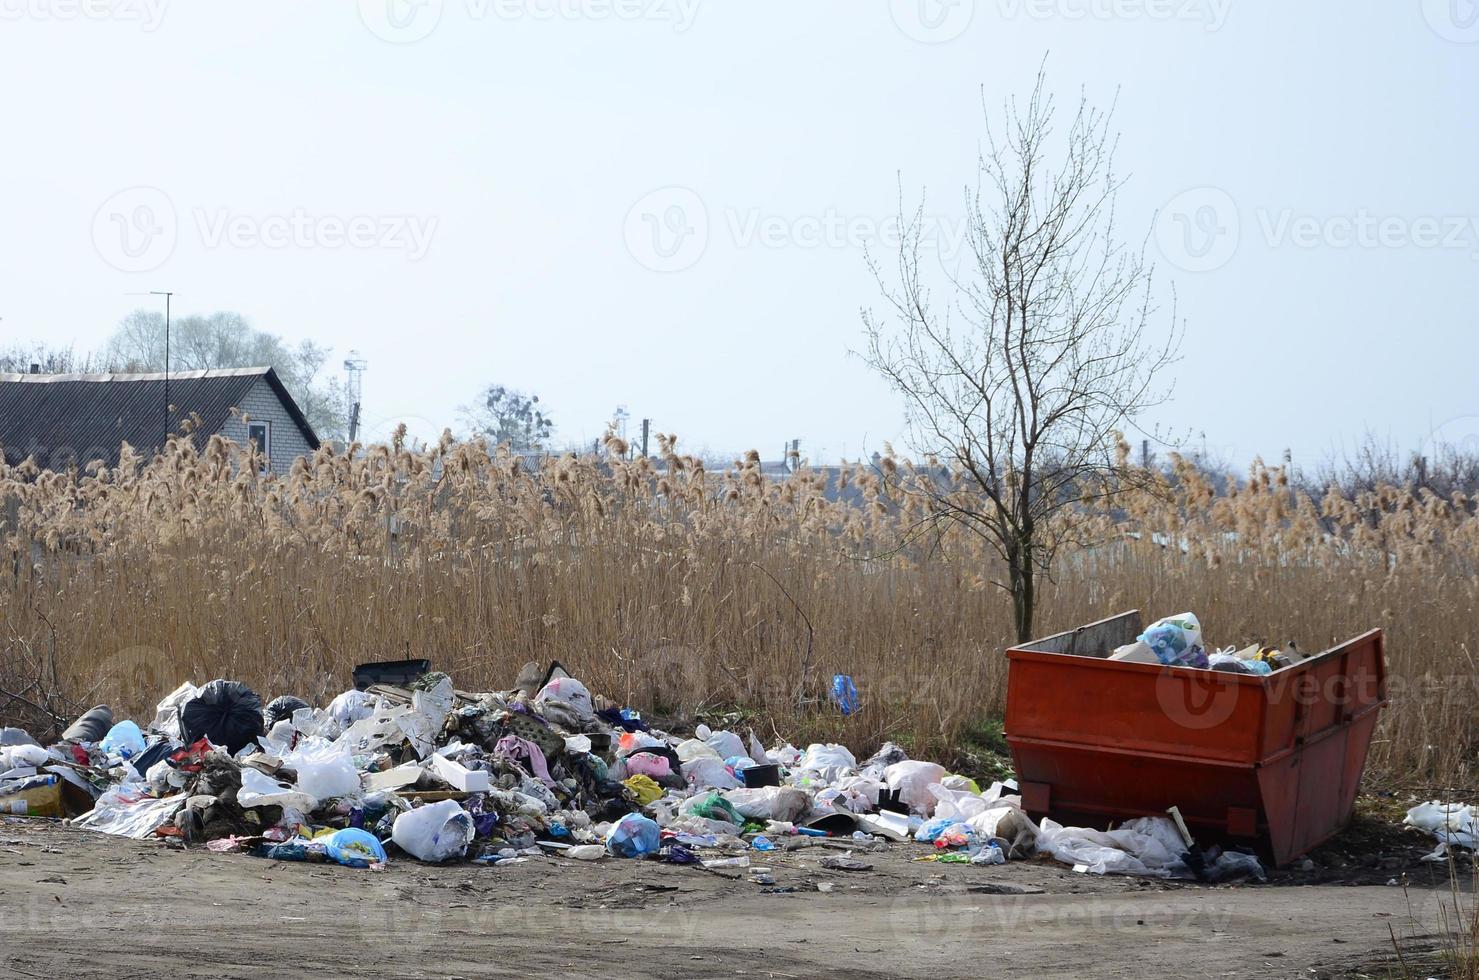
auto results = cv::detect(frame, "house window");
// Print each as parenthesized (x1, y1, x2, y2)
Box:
(247, 420, 271, 470)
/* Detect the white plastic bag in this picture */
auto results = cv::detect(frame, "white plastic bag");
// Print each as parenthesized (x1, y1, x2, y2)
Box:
(928, 783, 989, 822)
(1404, 801, 1477, 849)
(327, 689, 377, 733)
(535, 676, 594, 719)
(797, 743, 857, 781)
(285, 740, 361, 801)
(392, 799, 474, 862)
(722, 786, 810, 823)
(704, 730, 746, 760)
(677, 738, 722, 764)
(1035, 816, 1187, 877)
(1, 744, 49, 770)
(238, 767, 318, 811)
(967, 802, 1035, 844)
(885, 760, 947, 815)
(150, 681, 199, 740)
(683, 756, 740, 790)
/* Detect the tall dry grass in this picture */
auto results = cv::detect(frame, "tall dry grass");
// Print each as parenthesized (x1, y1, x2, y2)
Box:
(0, 432, 1474, 787)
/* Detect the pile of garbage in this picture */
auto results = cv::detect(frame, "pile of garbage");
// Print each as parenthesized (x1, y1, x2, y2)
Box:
(1109, 612, 1308, 674)
(1, 660, 1265, 881)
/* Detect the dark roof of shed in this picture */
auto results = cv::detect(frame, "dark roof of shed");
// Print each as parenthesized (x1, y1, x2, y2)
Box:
(0, 366, 319, 470)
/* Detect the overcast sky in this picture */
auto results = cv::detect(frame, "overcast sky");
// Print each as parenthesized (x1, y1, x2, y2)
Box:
(1, 1, 1476, 469)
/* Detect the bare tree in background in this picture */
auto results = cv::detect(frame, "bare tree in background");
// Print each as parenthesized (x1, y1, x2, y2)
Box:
(105, 310, 348, 442)
(863, 71, 1181, 643)
(0, 342, 100, 376)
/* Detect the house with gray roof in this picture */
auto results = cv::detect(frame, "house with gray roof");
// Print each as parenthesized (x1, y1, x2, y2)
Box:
(0, 366, 319, 473)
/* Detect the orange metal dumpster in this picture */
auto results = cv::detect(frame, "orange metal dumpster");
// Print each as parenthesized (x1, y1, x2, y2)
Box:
(1004, 610, 1387, 867)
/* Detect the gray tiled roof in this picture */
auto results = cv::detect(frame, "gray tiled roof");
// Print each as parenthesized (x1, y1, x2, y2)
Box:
(0, 366, 318, 470)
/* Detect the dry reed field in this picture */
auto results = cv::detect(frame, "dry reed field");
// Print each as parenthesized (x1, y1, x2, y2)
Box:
(1, 430, 1475, 789)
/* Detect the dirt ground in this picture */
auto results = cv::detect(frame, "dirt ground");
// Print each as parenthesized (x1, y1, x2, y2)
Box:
(0, 811, 1468, 980)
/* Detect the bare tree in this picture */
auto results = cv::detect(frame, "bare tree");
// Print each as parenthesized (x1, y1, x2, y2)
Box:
(0, 342, 98, 375)
(863, 71, 1180, 642)
(104, 310, 348, 441)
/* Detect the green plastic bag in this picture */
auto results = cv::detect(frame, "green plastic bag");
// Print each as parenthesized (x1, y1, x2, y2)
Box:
(689, 790, 743, 825)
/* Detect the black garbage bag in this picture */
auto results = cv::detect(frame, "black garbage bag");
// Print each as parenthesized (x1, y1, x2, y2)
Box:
(264, 695, 311, 728)
(180, 680, 265, 754)
(62, 705, 114, 743)
(129, 738, 177, 777)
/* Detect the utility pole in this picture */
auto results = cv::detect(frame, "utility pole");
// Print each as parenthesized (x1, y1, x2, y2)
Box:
(150, 291, 173, 452)
(640, 418, 651, 458)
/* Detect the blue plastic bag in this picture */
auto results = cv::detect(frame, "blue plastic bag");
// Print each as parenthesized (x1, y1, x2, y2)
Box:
(323, 827, 388, 868)
(606, 813, 660, 858)
(829, 675, 860, 715)
(916, 816, 972, 843)
(100, 720, 145, 759)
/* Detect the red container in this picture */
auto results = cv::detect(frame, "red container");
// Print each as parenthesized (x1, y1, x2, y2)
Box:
(1004, 610, 1386, 866)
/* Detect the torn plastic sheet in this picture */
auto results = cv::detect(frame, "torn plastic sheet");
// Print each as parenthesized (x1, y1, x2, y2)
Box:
(73, 788, 183, 839)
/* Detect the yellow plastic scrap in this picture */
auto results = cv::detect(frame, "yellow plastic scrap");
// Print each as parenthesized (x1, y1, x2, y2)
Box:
(623, 774, 663, 805)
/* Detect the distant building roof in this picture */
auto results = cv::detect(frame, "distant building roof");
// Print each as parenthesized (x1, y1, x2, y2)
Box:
(0, 366, 319, 469)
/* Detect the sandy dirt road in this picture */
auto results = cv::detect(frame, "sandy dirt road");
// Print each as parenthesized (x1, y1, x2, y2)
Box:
(0, 818, 1459, 979)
